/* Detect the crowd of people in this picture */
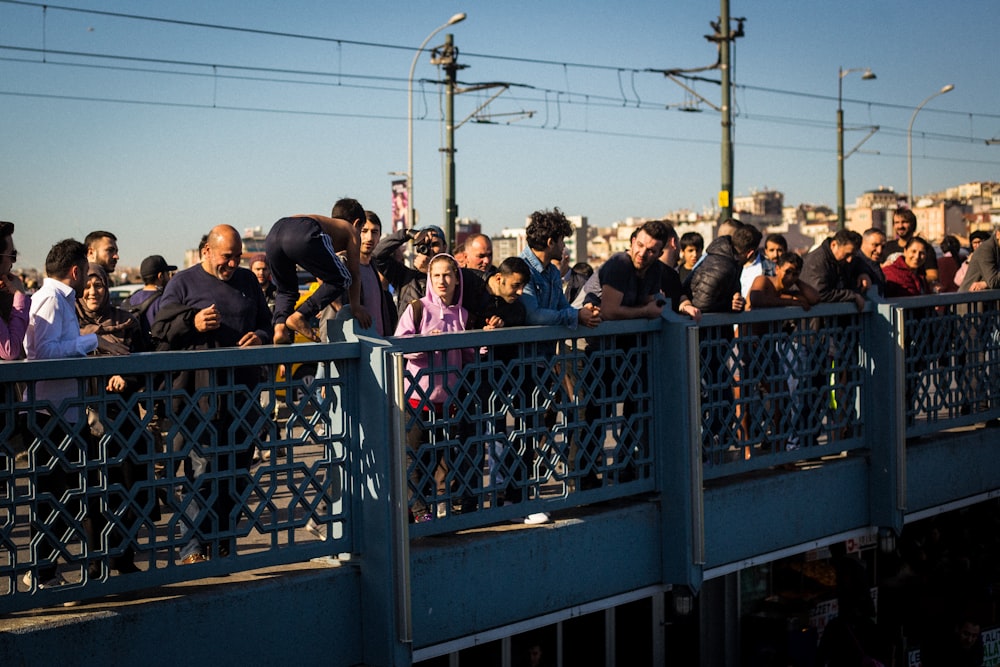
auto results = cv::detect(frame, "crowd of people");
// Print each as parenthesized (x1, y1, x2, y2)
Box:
(2, 204, 998, 590)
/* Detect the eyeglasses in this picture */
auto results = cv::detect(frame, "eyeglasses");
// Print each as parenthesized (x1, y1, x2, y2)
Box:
(0, 250, 16, 261)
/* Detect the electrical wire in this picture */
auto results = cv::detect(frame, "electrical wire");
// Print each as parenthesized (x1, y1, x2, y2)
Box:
(1, 0, 997, 164)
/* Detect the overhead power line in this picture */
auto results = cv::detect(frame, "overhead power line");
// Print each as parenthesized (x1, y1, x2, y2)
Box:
(3, 46, 996, 148)
(1, 0, 997, 165)
(3, 0, 999, 121)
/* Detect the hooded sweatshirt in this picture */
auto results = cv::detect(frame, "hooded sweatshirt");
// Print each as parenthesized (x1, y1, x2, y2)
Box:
(393, 253, 476, 408)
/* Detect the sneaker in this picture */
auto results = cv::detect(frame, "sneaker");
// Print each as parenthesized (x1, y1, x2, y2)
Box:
(413, 513, 434, 523)
(523, 512, 551, 525)
(304, 518, 323, 539)
(179, 553, 209, 565)
(22, 571, 67, 590)
(21, 572, 80, 606)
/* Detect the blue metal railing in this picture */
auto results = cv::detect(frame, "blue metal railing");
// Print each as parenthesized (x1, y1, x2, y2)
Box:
(885, 291, 1000, 437)
(1, 343, 359, 610)
(387, 320, 662, 537)
(693, 302, 868, 479)
(2, 290, 999, 612)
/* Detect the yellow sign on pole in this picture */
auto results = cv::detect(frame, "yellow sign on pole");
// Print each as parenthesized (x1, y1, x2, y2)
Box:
(718, 190, 730, 208)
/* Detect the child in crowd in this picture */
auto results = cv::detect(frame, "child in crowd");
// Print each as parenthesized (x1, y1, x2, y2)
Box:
(678, 231, 704, 283)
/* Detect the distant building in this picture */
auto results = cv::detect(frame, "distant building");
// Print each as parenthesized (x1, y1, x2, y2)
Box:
(949, 181, 999, 200)
(564, 216, 589, 265)
(850, 186, 902, 234)
(454, 218, 482, 251)
(734, 189, 784, 228)
(734, 189, 783, 217)
(912, 200, 969, 241)
(494, 227, 526, 263)
(242, 226, 267, 259)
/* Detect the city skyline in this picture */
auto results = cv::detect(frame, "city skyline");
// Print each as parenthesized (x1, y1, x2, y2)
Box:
(2, 0, 998, 270)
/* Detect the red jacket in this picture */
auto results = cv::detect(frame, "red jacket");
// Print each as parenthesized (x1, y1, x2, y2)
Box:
(883, 255, 928, 297)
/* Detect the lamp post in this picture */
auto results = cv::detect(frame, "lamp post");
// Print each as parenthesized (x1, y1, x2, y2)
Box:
(836, 67, 876, 230)
(907, 83, 954, 205)
(407, 12, 466, 233)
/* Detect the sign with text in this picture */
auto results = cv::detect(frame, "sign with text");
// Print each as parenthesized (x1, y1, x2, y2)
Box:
(391, 179, 409, 232)
(984, 627, 1000, 666)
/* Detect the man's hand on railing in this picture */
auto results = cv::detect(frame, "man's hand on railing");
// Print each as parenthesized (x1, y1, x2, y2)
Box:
(578, 303, 601, 328)
(731, 293, 746, 312)
(857, 274, 873, 293)
(238, 331, 263, 347)
(483, 315, 504, 330)
(679, 301, 702, 322)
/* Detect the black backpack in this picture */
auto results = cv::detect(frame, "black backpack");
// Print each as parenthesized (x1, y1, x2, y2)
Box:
(122, 288, 162, 334)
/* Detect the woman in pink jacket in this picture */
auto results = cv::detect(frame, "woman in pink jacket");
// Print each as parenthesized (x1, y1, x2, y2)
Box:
(394, 254, 478, 523)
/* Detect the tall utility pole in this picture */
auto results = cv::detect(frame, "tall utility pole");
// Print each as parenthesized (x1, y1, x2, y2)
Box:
(407, 13, 466, 234)
(434, 34, 464, 246)
(718, 0, 733, 223)
(433, 37, 519, 247)
(837, 67, 877, 230)
(648, 8, 743, 228)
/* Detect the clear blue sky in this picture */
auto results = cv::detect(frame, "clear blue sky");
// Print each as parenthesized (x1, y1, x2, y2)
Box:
(2, 0, 998, 272)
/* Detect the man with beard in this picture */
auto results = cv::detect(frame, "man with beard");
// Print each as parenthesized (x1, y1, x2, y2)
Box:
(576, 220, 671, 488)
(85, 230, 120, 281)
(22, 238, 98, 593)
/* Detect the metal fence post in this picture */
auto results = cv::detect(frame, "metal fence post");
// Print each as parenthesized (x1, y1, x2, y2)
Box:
(863, 301, 905, 537)
(337, 320, 413, 667)
(656, 311, 704, 592)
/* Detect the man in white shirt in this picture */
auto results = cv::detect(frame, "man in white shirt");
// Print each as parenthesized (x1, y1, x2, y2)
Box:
(737, 225, 769, 299)
(23, 238, 98, 592)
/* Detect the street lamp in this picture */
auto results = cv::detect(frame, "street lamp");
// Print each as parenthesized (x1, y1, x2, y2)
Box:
(837, 67, 876, 230)
(907, 83, 954, 205)
(407, 12, 466, 233)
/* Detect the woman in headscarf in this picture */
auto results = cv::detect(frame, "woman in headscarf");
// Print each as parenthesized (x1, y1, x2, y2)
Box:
(76, 262, 156, 576)
(883, 238, 931, 298)
(881, 239, 934, 408)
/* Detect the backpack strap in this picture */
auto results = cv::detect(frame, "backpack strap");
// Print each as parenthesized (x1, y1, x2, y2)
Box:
(123, 289, 163, 324)
(408, 299, 423, 331)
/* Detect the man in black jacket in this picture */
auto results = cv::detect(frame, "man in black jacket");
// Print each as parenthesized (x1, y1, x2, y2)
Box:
(800, 229, 866, 441)
(683, 223, 757, 462)
(854, 228, 887, 297)
(801, 229, 865, 310)
(685, 224, 757, 314)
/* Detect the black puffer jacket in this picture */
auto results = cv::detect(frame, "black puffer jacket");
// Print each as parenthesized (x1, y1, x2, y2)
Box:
(801, 239, 857, 303)
(684, 236, 742, 313)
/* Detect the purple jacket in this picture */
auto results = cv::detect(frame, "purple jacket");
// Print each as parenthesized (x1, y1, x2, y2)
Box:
(393, 254, 475, 407)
